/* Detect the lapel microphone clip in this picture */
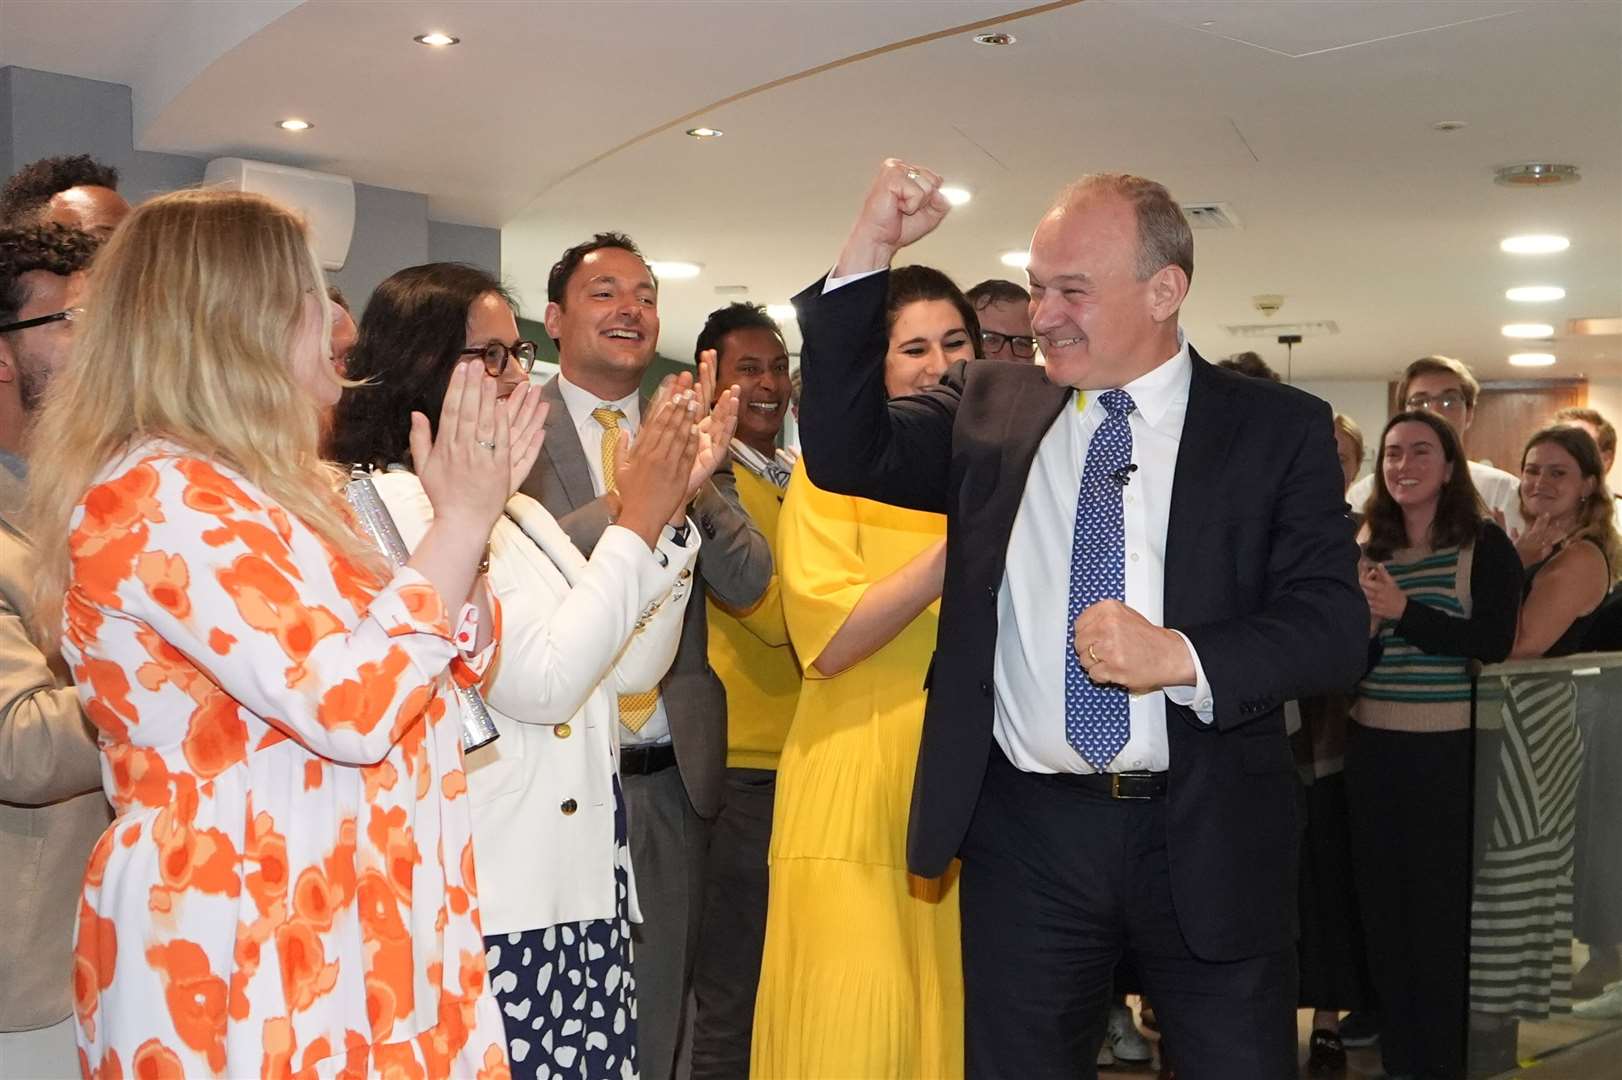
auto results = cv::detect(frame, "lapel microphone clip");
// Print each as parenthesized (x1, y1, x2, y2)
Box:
(1111, 463, 1139, 488)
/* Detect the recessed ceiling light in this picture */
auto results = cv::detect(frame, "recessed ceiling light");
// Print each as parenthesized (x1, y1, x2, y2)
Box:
(1495, 162, 1581, 187)
(649, 261, 702, 280)
(766, 304, 797, 322)
(1502, 323, 1555, 339)
(685, 127, 723, 139)
(940, 186, 972, 207)
(1509, 352, 1557, 367)
(1505, 285, 1566, 303)
(413, 32, 460, 47)
(1432, 120, 1468, 133)
(277, 118, 312, 132)
(1000, 251, 1030, 269)
(1501, 234, 1570, 255)
(973, 32, 1016, 46)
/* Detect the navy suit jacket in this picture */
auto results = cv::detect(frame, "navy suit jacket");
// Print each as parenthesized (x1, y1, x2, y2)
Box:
(795, 270, 1367, 961)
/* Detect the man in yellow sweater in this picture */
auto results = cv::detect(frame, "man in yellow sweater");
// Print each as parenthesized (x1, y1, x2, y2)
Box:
(690, 303, 802, 1079)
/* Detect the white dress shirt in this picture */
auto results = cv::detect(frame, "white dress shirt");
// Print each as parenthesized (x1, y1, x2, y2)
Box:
(993, 336, 1214, 774)
(556, 372, 674, 746)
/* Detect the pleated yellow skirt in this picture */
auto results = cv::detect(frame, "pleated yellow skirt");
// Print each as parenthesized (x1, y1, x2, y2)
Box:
(750, 857, 962, 1079)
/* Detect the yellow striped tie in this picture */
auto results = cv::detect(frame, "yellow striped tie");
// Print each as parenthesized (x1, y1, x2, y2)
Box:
(592, 407, 660, 733)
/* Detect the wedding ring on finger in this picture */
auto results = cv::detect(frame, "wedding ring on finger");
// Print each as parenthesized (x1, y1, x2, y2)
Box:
(905, 169, 920, 181)
(476, 438, 497, 452)
(1087, 644, 1101, 666)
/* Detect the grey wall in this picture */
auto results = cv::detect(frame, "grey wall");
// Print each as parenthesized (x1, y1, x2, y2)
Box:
(0, 66, 500, 312)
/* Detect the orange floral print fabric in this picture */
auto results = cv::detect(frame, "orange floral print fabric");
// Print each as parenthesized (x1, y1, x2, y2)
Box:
(63, 446, 509, 1080)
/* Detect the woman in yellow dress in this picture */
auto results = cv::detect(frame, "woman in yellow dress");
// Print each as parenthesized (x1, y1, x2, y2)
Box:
(752, 266, 982, 1078)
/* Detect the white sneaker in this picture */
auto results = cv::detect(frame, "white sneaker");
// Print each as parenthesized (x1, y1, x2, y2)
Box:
(1573, 979, 1622, 1019)
(1106, 1005, 1154, 1063)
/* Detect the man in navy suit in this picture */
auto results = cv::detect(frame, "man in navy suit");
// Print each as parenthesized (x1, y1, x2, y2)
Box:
(796, 160, 1367, 1079)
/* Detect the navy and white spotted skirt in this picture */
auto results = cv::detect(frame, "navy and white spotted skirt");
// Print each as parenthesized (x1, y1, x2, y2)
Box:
(484, 776, 638, 1080)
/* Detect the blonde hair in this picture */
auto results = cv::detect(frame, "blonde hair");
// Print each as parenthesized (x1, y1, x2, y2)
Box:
(26, 188, 384, 641)
(1333, 413, 1364, 463)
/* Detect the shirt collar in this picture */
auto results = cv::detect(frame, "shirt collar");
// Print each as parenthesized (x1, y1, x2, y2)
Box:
(557, 371, 642, 431)
(1074, 329, 1192, 429)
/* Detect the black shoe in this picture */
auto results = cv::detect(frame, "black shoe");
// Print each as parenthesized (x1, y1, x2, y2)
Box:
(1338, 1010, 1380, 1047)
(1307, 1030, 1347, 1075)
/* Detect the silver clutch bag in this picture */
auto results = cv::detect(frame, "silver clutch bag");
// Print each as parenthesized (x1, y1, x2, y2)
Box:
(344, 468, 499, 752)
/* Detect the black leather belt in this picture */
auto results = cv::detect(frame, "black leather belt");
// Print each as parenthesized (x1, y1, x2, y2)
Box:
(1071, 770, 1169, 801)
(620, 744, 678, 777)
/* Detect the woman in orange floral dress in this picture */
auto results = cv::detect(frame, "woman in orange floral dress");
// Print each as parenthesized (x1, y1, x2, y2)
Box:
(24, 189, 543, 1079)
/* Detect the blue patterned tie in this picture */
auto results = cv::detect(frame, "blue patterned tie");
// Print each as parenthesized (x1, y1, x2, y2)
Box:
(1065, 389, 1136, 768)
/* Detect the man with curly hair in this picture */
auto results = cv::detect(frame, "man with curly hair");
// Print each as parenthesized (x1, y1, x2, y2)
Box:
(0, 221, 107, 1080)
(0, 154, 129, 238)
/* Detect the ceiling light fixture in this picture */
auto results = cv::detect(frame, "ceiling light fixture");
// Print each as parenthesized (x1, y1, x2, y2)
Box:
(1502, 323, 1555, 339)
(766, 304, 797, 322)
(648, 261, 702, 280)
(685, 127, 723, 139)
(277, 118, 312, 132)
(973, 32, 1016, 46)
(1495, 162, 1581, 188)
(1000, 251, 1030, 269)
(1432, 120, 1468, 132)
(1505, 285, 1566, 303)
(1501, 234, 1570, 255)
(1509, 353, 1557, 367)
(940, 186, 972, 207)
(413, 32, 460, 47)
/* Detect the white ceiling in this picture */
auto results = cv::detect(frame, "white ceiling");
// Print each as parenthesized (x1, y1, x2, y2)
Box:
(3, 0, 1618, 382)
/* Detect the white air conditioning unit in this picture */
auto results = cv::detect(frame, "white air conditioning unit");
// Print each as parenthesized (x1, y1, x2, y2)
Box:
(203, 158, 356, 271)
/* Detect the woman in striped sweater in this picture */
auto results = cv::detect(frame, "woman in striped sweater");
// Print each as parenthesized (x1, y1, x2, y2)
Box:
(1346, 410, 1522, 1080)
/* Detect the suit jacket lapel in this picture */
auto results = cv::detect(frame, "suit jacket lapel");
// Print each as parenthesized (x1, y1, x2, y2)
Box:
(1165, 350, 1239, 625)
(538, 376, 598, 511)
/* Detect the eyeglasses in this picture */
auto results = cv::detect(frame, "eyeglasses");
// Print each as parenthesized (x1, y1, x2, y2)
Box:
(460, 340, 539, 377)
(1404, 391, 1467, 412)
(0, 307, 84, 335)
(980, 330, 1037, 360)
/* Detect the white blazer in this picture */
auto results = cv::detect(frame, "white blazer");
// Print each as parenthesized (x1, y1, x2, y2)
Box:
(373, 471, 696, 935)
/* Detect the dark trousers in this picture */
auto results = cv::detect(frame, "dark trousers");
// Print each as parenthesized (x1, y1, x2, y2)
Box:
(1346, 724, 1471, 1079)
(624, 762, 710, 1080)
(690, 768, 776, 1080)
(960, 748, 1297, 1080)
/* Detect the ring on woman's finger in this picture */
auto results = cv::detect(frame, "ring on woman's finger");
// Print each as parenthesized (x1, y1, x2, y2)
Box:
(476, 439, 497, 452)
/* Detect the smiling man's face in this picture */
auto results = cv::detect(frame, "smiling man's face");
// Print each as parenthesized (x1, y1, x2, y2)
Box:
(545, 245, 659, 398)
(715, 326, 790, 453)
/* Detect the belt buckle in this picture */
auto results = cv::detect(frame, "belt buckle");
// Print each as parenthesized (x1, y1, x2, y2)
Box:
(1110, 773, 1152, 801)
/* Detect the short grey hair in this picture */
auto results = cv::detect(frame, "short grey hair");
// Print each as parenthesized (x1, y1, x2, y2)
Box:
(1060, 172, 1194, 284)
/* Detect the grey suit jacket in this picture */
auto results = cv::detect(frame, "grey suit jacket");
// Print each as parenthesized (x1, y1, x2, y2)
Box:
(518, 376, 772, 817)
(0, 467, 111, 1031)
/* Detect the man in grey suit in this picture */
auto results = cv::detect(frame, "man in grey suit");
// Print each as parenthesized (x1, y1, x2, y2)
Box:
(519, 232, 772, 1080)
(0, 224, 109, 1079)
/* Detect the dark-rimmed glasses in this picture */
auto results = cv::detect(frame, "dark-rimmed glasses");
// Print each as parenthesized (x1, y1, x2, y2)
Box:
(461, 340, 539, 377)
(980, 330, 1037, 360)
(0, 307, 84, 335)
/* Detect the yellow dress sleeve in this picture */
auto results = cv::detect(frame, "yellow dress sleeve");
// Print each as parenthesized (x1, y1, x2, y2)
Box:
(777, 465, 871, 681)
